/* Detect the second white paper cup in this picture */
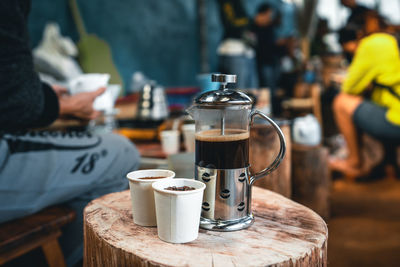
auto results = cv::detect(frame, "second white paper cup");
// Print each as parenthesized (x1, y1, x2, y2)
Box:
(160, 130, 180, 155)
(126, 169, 175, 226)
(152, 179, 205, 243)
(182, 124, 195, 152)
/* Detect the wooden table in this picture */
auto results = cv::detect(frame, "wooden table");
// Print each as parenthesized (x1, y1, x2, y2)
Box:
(84, 187, 328, 267)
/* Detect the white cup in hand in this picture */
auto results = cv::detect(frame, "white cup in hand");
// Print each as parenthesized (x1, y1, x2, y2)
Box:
(68, 74, 114, 113)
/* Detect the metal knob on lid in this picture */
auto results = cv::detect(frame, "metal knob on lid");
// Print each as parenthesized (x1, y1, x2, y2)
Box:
(194, 73, 252, 107)
(211, 74, 237, 84)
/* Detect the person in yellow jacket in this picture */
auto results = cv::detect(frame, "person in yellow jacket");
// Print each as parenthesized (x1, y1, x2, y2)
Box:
(330, 28, 400, 179)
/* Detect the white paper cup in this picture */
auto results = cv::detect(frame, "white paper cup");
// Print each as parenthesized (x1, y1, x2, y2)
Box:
(68, 74, 112, 112)
(160, 130, 180, 155)
(126, 169, 175, 226)
(152, 179, 206, 243)
(182, 124, 195, 152)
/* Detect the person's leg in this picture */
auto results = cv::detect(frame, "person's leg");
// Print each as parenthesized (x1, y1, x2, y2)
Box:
(272, 62, 281, 92)
(353, 101, 400, 141)
(261, 64, 280, 115)
(261, 63, 280, 91)
(219, 55, 247, 89)
(330, 92, 364, 178)
(247, 55, 259, 89)
(0, 131, 140, 266)
(58, 133, 140, 267)
(261, 64, 274, 88)
(351, 100, 400, 179)
(271, 62, 283, 116)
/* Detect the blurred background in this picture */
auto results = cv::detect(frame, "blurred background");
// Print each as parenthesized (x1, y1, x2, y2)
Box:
(27, 0, 400, 87)
(4, 0, 400, 266)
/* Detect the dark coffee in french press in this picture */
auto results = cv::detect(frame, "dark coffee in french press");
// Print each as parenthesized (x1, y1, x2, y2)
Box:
(195, 129, 249, 169)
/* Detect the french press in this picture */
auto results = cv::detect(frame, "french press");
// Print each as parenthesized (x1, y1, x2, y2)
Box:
(187, 74, 286, 231)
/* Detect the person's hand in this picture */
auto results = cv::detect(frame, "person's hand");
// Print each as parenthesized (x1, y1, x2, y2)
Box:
(52, 85, 69, 97)
(58, 87, 106, 120)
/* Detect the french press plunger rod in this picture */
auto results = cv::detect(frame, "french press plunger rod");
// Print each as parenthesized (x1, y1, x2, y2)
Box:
(215, 75, 234, 135)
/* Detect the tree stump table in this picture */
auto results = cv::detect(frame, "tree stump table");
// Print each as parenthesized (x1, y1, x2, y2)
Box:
(250, 122, 292, 198)
(84, 187, 328, 267)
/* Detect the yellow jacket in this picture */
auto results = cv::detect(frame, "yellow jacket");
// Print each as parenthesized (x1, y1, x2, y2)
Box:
(342, 33, 400, 126)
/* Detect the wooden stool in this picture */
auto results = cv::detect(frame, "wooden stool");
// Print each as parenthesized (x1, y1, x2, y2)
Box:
(250, 122, 292, 198)
(84, 189, 328, 267)
(0, 206, 76, 267)
(292, 144, 331, 220)
(282, 83, 323, 131)
(360, 134, 400, 178)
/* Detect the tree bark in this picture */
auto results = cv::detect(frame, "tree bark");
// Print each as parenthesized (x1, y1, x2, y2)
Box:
(84, 187, 327, 267)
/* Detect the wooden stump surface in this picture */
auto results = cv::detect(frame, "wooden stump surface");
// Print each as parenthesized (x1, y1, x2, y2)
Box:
(292, 144, 331, 220)
(250, 124, 292, 198)
(84, 187, 328, 267)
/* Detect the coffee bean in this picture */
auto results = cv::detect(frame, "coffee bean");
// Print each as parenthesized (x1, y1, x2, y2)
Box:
(164, 186, 196, 191)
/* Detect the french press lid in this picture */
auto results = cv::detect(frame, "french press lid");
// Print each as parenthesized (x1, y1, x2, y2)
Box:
(194, 74, 253, 108)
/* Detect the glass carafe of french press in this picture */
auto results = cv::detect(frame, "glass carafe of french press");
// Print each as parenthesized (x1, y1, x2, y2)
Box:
(187, 74, 286, 231)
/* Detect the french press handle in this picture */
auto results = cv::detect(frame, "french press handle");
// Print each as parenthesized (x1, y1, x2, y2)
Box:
(249, 110, 286, 185)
